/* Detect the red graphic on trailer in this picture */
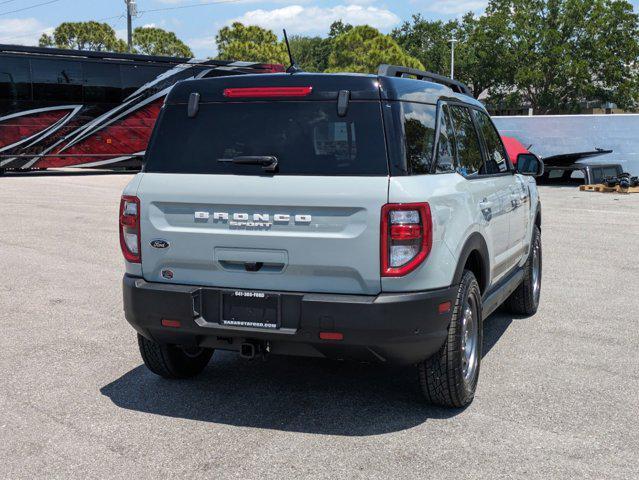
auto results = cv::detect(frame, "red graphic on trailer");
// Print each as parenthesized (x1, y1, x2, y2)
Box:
(0, 59, 284, 171)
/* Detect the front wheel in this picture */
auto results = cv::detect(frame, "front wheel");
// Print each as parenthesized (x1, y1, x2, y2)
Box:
(137, 334, 213, 379)
(506, 225, 542, 316)
(418, 270, 483, 408)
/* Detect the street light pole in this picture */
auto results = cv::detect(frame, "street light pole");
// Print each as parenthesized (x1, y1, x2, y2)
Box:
(449, 35, 457, 79)
(125, 0, 137, 53)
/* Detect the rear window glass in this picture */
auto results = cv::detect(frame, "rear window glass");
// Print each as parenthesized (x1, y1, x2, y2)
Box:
(145, 101, 388, 176)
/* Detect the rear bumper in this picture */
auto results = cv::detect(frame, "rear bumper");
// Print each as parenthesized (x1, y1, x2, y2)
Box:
(123, 275, 456, 365)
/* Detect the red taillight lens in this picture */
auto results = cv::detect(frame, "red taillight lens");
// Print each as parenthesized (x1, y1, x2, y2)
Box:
(381, 202, 432, 277)
(119, 195, 141, 263)
(223, 86, 313, 98)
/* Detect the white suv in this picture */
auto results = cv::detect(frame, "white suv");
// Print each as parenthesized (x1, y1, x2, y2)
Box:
(120, 65, 543, 408)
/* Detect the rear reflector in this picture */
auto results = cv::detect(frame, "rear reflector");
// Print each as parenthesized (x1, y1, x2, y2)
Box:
(438, 301, 452, 314)
(223, 86, 313, 98)
(319, 332, 343, 341)
(161, 319, 181, 328)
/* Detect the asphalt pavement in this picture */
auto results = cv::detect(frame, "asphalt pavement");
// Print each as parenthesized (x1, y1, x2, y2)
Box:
(0, 171, 637, 479)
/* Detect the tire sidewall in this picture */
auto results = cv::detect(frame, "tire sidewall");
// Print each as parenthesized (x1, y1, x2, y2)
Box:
(456, 272, 483, 401)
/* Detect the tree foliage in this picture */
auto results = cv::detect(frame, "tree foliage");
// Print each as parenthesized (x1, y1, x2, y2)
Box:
(216, 22, 288, 64)
(326, 25, 424, 74)
(39, 21, 193, 58)
(485, 0, 639, 113)
(393, 0, 639, 112)
(39, 21, 127, 52)
(288, 21, 355, 72)
(132, 27, 193, 57)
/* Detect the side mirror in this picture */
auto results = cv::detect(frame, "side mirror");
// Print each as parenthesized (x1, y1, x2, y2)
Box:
(516, 153, 544, 177)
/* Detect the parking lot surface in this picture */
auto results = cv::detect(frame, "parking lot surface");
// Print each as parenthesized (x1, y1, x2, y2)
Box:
(1, 171, 638, 479)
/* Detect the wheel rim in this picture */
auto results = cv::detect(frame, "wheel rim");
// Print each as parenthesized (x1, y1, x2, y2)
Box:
(532, 237, 541, 305)
(461, 296, 479, 384)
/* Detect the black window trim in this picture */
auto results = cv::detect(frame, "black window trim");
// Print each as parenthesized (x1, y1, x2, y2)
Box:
(432, 99, 515, 179)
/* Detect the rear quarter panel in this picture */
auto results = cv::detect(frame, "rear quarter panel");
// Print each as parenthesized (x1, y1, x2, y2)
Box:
(384, 174, 483, 292)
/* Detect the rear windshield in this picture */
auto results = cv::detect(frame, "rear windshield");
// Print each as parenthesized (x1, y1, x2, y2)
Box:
(145, 101, 388, 175)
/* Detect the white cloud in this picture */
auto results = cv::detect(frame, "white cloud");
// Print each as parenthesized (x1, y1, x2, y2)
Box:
(232, 4, 401, 35)
(0, 18, 53, 45)
(420, 0, 488, 15)
(187, 35, 218, 58)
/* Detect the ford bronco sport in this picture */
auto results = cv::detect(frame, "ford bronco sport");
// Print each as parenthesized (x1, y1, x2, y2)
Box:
(121, 65, 543, 408)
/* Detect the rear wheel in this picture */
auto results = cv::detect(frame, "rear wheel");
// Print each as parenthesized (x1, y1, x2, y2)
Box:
(418, 270, 483, 408)
(506, 225, 542, 316)
(137, 334, 213, 379)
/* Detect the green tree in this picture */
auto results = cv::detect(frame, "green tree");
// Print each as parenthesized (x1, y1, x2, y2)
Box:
(216, 22, 288, 63)
(39, 21, 126, 52)
(289, 35, 330, 72)
(392, 14, 506, 99)
(486, 0, 639, 113)
(132, 27, 193, 57)
(327, 25, 424, 74)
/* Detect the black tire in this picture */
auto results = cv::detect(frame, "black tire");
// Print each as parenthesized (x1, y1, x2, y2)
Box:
(137, 334, 213, 379)
(506, 225, 542, 316)
(418, 270, 483, 408)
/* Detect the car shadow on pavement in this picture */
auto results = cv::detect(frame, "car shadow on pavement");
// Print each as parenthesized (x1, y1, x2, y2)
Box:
(101, 313, 516, 436)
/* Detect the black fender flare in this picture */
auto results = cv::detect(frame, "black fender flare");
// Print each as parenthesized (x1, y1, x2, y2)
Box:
(452, 232, 490, 292)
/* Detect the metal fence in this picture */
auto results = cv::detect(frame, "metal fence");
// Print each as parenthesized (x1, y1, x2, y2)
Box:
(493, 114, 639, 175)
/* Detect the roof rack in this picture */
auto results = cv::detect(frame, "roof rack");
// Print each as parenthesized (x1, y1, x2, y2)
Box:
(0, 43, 189, 64)
(378, 64, 473, 97)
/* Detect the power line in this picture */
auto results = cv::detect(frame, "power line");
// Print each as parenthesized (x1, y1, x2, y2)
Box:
(138, 0, 243, 15)
(0, 0, 20, 6)
(0, 0, 60, 16)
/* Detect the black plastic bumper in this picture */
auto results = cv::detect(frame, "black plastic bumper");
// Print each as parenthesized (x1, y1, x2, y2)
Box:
(123, 275, 457, 365)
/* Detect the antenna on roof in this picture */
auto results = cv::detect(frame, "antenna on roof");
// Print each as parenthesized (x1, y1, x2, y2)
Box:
(283, 29, 302, 74)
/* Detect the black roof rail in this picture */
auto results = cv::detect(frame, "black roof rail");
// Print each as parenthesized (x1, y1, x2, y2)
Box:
(378, 64, 473, 97)
(0, 43, 189, 64)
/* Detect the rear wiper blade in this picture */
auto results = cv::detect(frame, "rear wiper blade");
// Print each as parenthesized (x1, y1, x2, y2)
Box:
(217, 156, 278, 172)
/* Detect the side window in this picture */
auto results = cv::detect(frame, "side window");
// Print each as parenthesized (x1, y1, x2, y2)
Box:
(32, 58, 82, 102)
(475, 110, 509, 174)
(435, 104, 456, 173)
(449, 105, 484, 177)
(0, 57, 31, 102)
(120, 64, 168, 97)
(401, 102, 437, 174)
(83, 61, 122, 103)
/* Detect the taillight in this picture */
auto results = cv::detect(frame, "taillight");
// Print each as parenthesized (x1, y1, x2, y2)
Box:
(381, 203, 432, 277)
(223, 86, 313, 98)
(119, 195, 141, 263)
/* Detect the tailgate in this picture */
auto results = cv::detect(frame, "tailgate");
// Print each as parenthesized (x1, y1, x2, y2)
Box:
(139, 174, 389, 295)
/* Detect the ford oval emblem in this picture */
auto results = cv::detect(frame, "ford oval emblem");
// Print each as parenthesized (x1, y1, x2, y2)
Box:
(150, 239, 170, 249)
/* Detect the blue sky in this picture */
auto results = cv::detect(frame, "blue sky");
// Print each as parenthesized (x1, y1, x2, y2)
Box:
(1, 0, 638, 58)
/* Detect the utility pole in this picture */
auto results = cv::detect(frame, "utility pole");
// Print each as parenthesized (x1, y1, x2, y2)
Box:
(449, 35, 457, 79)
(125, 0, 137, 53)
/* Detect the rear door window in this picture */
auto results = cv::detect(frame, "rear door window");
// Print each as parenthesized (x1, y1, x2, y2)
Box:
(435, 104, 456, 173)
(145, 101, 388, 176)
(400, 102, 437, 175)
(449, 105, 484, 177)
